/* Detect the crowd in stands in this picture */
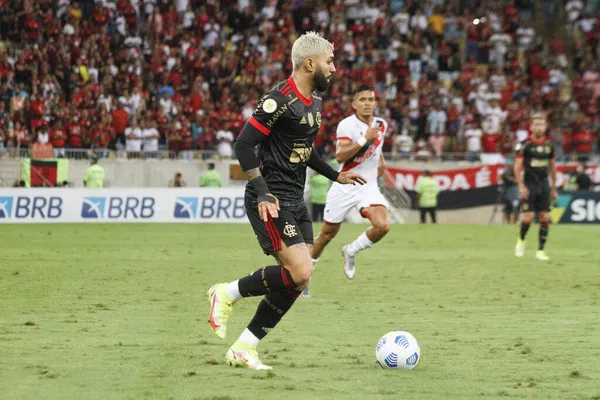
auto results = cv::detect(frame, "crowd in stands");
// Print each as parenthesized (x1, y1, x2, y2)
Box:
(0, 0, 599, 163)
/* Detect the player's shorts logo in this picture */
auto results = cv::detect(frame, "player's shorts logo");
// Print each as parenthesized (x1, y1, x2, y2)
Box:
(81, 197, 106, 218)
(0, 196, 14, 218)
(283, 222, 297, 237)
(174, 197, 198, 218)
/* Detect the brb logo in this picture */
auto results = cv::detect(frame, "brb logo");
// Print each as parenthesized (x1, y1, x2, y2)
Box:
(81, 197, 155, 219)
(0, 196, 62, 219)
(174, 196, 246, 219)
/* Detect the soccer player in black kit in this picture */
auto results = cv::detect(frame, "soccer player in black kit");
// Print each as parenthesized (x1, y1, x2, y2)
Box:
(206, 32, 366, 370)
(513, 113, 558, 260)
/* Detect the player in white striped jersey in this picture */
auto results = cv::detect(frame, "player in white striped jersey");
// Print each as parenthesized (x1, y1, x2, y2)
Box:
(304, 85, 391, 296)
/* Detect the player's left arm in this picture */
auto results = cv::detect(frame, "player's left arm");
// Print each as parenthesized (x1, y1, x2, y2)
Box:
(306, 149, 367, 185)
(549, 148, 558, 201)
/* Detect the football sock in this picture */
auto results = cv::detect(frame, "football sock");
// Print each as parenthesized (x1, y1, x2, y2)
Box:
(237, 328, 260, 346)
(226, 280, 242, 302)
(538, 220, 549, 250)
(237, 265, 297, 297)
(346, 231, 374, 257)
(311, 258, 319, 268)
(519, 222, 531, 241)
(247, 289, 300, 340)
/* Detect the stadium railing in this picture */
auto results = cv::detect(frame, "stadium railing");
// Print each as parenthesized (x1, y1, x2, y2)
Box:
(2, 148, 598, 164)
(0, 147, 221, 160)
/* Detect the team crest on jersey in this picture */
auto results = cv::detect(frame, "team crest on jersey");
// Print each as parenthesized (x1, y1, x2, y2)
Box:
(263, 99, 278, 113)
(545, 146, 552, 153)
(316, 112, 321, 126)
(537, 146, 543, 153)
(283, 222, 297, 238)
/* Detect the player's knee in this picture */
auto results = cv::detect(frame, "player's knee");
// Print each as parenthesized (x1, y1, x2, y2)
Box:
(373, 220, 390, 235)
(290, 263, 313, 287)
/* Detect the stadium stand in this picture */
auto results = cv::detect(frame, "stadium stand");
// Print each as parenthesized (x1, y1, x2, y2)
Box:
(0, 0, 598, 163)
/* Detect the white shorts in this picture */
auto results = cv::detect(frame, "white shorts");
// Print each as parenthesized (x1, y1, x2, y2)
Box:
(323, 183, 389, 224)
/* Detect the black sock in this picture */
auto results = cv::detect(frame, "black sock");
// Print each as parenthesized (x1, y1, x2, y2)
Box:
(539, 221, 549, 250)
(238, 265, 296, 297)
(247, 290, 300, 340)
(519, 222, 531, 240)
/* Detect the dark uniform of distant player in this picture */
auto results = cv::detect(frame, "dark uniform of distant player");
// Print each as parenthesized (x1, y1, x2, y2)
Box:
(206, 32, 366, 370)
(513, 113, 557, 260)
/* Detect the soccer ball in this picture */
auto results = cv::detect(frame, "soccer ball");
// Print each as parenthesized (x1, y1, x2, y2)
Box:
(375, 331, 420, 370)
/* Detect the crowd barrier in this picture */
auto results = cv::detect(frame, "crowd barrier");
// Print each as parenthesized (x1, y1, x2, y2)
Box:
(0, 188, 248, 223)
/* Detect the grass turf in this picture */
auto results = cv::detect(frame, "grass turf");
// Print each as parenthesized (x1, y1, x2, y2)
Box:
(1, 223, 599, 400)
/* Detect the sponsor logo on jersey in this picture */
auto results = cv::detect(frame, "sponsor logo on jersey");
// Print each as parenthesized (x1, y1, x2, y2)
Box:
(530, 159, 549, 167)
(265, 104, 288, 128)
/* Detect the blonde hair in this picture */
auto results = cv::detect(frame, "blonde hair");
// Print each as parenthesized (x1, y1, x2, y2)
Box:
(530, 112, 547, 121)
(291, 31, 334, 69)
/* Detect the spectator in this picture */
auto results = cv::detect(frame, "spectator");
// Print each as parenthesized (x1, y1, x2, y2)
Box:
(395, 132, 414, 160)
(0, 0, 595, 164)
(416, 170, 439, 224)
(169, 172, 186, 188)
(199, 163, 223, 188)
(464, 118, 483, 162)
(125, 119, 143, 158)
(575, 164, 593, 190)
(8, 121, 28, 157)
(83, 157, 105, 188)
(112, 100, 129, 149)
(571, 123, 595, 162)
(215, 124, 234, 159)
(429, 131, 445, 159)
(426, 99, 447, 138)
(142, 118, 160, 158)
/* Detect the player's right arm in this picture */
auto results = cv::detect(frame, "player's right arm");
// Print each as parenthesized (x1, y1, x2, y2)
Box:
(234, 93, 285, 221)
(514, 142, 528, 199)
(335, 121, 380, 163)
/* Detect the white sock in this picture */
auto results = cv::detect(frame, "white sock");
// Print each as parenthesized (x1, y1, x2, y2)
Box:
(346, 231, 374, 257)
(312, 258, 319, 269)
(237, 328, 260, 346)
(225, 280, 242, 302)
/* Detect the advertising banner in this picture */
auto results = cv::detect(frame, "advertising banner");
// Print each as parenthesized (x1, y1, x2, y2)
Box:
(386, 164, 599, 210)
(385, 164, 505, 209)
(0, 188, 248, 223)
(550, 191, 600, 224)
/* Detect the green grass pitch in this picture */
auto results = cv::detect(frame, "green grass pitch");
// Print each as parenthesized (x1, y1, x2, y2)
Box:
(1, 223, 599, 400)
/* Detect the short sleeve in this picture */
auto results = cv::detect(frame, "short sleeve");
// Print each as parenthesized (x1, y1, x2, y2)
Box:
(246, 92, 287, 136)
(336, 118, 354, 142)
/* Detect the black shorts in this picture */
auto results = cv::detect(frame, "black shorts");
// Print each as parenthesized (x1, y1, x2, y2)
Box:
(245, 193, 313, 255)
(523, 184, 550, 213)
